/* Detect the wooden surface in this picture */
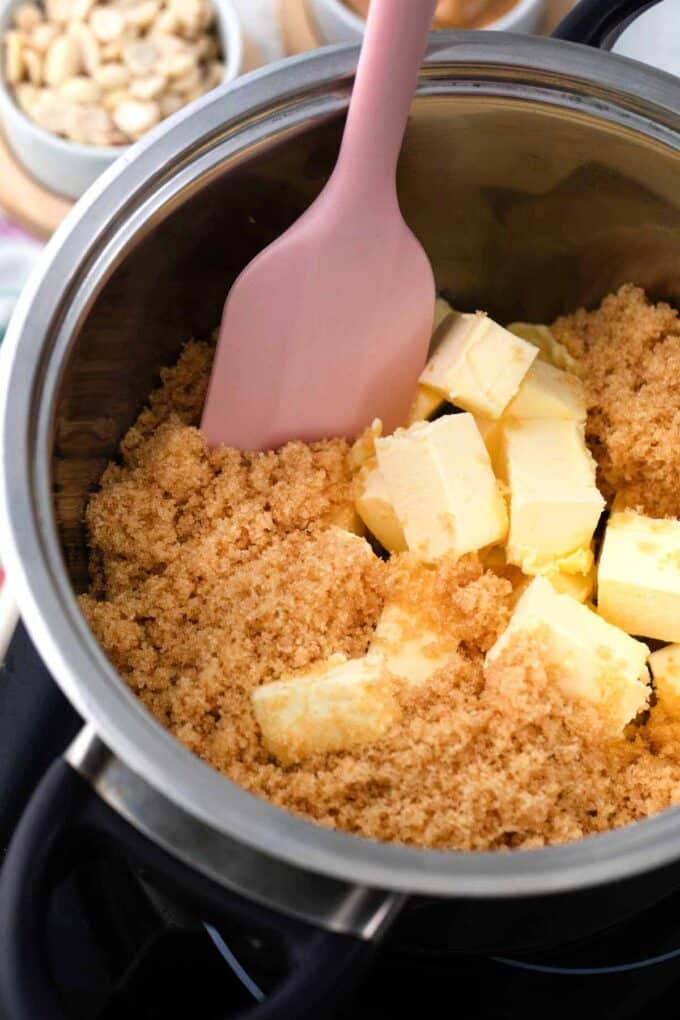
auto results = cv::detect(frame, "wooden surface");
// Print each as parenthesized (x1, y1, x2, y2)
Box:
(0, 133, 72, 239)
(279, 0, 319, 52)
(280, 0, 579, 55)
(0, 33, 263, 240)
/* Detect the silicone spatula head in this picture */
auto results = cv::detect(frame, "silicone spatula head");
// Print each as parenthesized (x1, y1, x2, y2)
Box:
(202, 0, 438, 451)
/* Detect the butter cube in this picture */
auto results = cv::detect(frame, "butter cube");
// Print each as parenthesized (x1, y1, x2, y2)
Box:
(548, 565, 595, 603)
(355, 460, 407, 552)
(253, 653, 399, 765)
(376, 415, 508, 562)
(350, 419, 382, 472)
(370, 601, 457, 686)
(648, 645, 680, 715)
(506, 322, 576, 372)
(406, 298, 455, 424)
(407, 383, 445, 425)
(480, 545, 594, 603)
(487, 576, 650, 734)
(597, 511, 680, 642)
(504, 360, 586, 423)
(473, 415, 503, 471)
(500, 418, 604, 575)
(420, 311, 538, 419)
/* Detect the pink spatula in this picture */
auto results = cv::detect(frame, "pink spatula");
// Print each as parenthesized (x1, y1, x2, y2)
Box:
(201, 0, 438, 451)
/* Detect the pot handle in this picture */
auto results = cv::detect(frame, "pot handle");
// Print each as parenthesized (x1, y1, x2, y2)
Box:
(553, 0, 662, 47)
(0, 758, 383, 1020)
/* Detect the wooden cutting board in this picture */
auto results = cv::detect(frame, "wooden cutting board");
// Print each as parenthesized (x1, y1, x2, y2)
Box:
(0, 132, 71, 239)
(0, 33, 263, 240)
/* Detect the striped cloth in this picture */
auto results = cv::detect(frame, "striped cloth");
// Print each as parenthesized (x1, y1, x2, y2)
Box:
(0, 216, 42, 641)
(0, 217, 42, 344)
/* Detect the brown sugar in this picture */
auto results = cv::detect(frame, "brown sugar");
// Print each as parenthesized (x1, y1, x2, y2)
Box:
(81, 296, 680, 852)
(553, 284, 680, 517)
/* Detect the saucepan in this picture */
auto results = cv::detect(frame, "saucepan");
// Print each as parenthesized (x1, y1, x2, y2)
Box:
(0, 0, 678, 1016)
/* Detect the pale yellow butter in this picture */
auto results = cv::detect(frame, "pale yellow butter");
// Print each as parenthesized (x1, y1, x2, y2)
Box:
(376, 415, 508, 562)
(252, 653, 399, 765)
(500, 418, 604, 575)
(506, 322, 576, 372)
(420, 311, 538, 419)
(473, 415, 503, 471)
(548, 565, 596, 603)
(370, 601, 457, 687)
(597, 510, 680, 643)
(486, 576, 650, 734)
(504, 360, 586, 422)
(406, 297, 454, 424)
(648, 645, 680, 716)
(354, 459, 407, 553)
(480, 544, 594, 603)
(350, 418, 383, 472)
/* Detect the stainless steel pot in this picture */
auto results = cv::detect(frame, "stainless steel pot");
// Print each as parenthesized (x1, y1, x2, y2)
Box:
(2, 1, 680, 1015)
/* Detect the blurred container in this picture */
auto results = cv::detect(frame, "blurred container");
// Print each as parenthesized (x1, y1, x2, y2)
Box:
(0, 0, 243, 200)
(309, 0, 546, 44)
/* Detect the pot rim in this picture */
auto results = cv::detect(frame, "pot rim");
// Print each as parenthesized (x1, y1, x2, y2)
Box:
(4, 33, 680, 902)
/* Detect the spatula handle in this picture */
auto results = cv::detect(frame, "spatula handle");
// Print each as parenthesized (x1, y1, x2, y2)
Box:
(335, 0, 439, 201)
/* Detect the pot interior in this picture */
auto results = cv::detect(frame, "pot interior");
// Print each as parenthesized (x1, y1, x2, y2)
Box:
(9, 42, 680, 904)
(53, 87, 680, 590)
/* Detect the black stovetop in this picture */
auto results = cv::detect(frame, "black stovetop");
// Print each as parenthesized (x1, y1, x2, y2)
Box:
(4, 622, 680, 1020)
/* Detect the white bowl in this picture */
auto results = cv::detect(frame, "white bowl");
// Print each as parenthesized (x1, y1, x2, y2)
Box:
(310, 0, 546, 45)
(0, 0, 243, 201)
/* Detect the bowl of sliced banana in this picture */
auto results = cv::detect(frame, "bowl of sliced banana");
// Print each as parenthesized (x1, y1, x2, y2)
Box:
(0, 0, 243, 200)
